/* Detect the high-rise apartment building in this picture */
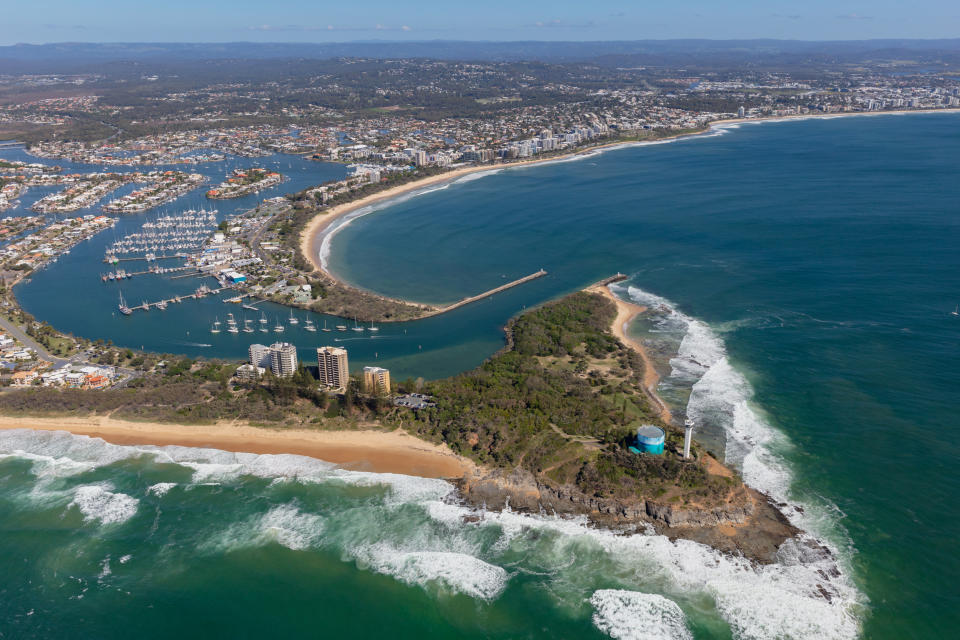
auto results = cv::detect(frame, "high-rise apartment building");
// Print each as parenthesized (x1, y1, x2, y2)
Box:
(317, 346, 349, 389)
(362, 366, 391, 394)
(268, 342, 298, 378)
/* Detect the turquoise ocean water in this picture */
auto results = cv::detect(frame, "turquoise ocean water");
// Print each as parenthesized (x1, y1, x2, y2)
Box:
(3, 113, 960, 637)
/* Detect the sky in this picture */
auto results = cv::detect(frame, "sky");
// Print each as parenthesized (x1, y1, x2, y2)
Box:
(4, 0, 960, 45)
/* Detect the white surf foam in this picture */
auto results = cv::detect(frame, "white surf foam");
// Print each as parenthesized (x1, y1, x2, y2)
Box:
(69, 484, 139, 525)
(203, 504, 324, 553)
(355, 543, 508, 601)
(590, 589, 692, 640)
(613, 284, 808, 524)
(0, 429, 135, 477)
(434, 504, 861, 640)
(147, 482, 176, 497)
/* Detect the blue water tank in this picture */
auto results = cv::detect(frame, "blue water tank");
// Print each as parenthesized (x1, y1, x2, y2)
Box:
(635, 425, 665, 455)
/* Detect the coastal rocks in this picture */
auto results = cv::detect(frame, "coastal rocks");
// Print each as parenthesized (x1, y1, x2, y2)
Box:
(456, 467, 799, 564)
(643, 500, 752, 527)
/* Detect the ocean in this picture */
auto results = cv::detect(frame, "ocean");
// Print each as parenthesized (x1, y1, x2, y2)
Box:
(3, 113, 960, 637)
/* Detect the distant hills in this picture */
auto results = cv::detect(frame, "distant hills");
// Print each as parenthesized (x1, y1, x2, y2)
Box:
(3, 39, 960, 69)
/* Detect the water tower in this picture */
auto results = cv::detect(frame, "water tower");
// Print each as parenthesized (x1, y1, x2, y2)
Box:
(634, 425, 665, 455)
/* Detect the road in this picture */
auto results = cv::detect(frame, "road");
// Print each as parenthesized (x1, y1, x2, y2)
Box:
(0, 312, 139, 385)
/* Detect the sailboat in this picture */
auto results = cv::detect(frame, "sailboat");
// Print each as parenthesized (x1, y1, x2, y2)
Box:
(288, 309, 299, 325)
(322, 320, 332, 332)
(259, 312, 268, 324)
(210, 321, 221, 334)
(243, 318, 254, 333)
(352, 317, 364, 332)
(118, 292, 132, 316)
(952, 304, 959, 317)
(274, 317, 285, 333)
(368, 320, 379, 332)
(304, 318, 317, 332)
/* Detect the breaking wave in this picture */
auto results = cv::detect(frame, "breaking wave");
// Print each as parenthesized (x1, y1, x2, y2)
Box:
(0, 411, 864, 638)
(69, 484, 139, 525)
(590, 590, 692, 640)
(353, 544, 509, 600)
(203, 504, 325, 552)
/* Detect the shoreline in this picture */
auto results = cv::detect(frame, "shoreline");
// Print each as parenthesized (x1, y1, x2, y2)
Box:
(0, 416, 478, 479)
(585, 282, 673, 424)
(299, 132, 706, 302)
(301, 107, 960, 313)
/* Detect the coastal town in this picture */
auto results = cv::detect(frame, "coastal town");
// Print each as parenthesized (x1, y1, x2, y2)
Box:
(2, 31, 959, 640)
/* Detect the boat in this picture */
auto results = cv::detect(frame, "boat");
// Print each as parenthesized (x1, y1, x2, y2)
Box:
(142, 300, 150, 312)
(118, 292, 132, 316)
(352, 317, 364, 332)
(288, 309, 299, 325)
(368, 320, 379, 332)
(336, 324, 347, 332)
(304, 319, 316, 332)
(259, 312, 268, 324)
(259, 324, 268, 333)
(228, 324, 239, 334)
(953, 304, 959, 317)
(243, 319, 254, 333)
(274, 318, 285, 333)
(210, 321, 221, 334)
(156, 300, 168, 310)
(321, 320, 332, 332)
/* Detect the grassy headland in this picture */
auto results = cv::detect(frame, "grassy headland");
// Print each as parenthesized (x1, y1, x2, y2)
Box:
(0, 287, 796, 561)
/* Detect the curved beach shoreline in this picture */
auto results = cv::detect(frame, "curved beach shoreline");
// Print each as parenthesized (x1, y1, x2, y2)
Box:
(0, 416, 477, 479)
(585, 282, 673, 425)
(301, 107, 960, 305)
(299, 132, 707, 297)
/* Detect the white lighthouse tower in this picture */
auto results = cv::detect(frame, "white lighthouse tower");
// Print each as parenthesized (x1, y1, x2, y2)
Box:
(683, 420, 694, 459)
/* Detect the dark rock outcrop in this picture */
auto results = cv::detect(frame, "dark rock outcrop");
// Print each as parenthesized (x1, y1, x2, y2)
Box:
(456, 467, 800, 564)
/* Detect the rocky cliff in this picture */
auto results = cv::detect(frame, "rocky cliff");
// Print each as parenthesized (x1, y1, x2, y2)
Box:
(457, 466, 799, 564)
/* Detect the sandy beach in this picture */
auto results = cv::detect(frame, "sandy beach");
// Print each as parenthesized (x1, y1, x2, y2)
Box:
(586, 282, 673, 424)
(0, 415, 477, 479)
(299, 135, 697, 283)
(302, 107, 960, 303)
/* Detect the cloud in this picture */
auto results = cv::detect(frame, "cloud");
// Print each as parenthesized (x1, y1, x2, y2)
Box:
(526, 19, 597, 29)
(249, 24, 412, 32)
(836, 13, 874, 20)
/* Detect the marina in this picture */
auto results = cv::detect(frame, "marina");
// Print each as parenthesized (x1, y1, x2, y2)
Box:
(104, 209, 218, 259)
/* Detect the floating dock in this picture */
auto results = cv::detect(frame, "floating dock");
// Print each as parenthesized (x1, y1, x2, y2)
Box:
(103, 254, 183, 263)
(122, 286, 234, 313)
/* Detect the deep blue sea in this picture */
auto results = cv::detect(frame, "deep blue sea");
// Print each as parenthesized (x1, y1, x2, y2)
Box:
(2, 113, 960, 638)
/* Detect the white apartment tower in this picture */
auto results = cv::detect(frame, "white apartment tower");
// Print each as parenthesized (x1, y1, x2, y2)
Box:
(268, 342, 298, 378)
(248, 343, 271, 369)
(317, 346, 349, 389)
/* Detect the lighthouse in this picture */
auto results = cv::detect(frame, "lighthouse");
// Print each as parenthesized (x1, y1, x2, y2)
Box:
(683, 420, 694, 459)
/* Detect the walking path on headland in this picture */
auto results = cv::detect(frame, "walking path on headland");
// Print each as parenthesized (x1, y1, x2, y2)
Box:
(584, 275, 673, 425)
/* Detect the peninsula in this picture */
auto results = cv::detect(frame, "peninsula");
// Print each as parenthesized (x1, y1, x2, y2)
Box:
(0, 283, 800, 563)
